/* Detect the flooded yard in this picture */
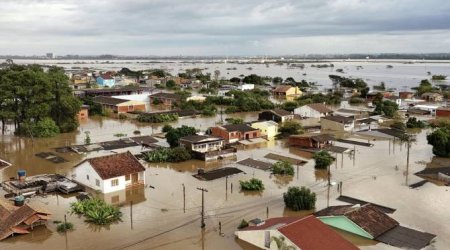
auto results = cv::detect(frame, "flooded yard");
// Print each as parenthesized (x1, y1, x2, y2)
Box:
(1, 114, 449, 250)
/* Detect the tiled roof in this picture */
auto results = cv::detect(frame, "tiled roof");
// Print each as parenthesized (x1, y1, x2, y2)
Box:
(278, 216, 359, 250)
(315, 204, 399, 238)
(92, 96, 129, 105)
(272, 109, 292, 117)
(273, 85, 293, 92)
(322, 115, 354, 123)
(78, 151, 146, 180)
(149, 92, 181, 100)
(221, 124, 258, 132)
(240, 217, 300, 231)
(306, 103, 333, 114)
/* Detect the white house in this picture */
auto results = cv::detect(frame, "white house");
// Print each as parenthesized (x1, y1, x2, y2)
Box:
(71, 151, 146, 194)
(237, 84, 255, 91)
(294, 103, 332, 118)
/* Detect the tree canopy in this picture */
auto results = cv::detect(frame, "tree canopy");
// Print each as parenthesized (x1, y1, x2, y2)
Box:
(312, 151, 334, 169)
(0, 64, 81, 136)
(165, 125, 197, 147)
(283, 186, 316, 211)
(427, 128, 450, 157)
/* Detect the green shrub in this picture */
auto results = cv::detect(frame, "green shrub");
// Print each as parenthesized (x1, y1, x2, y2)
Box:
(137, 113, 178, 123)
(312, 151, 334, 169)
(165, 125, 196, 147)
(349, 97, 365, 104)
(239, 178, 264, 191)
(142, 147, 191, 162)
(271, 161, 294, 176)
(118, 113, 127, 119)
(390, 121, 406, 131)
(57, 222, 74, 233)
(20, 117, 60, 137)
(237, 219, 249, 229)
(406, 117, 426, 128)
(283, 186, 316, 211)
(70, 198, 122, 225)
(162, 124, 173, 133)
(278, 121, 304, 138)
(427, 128, 450, 157)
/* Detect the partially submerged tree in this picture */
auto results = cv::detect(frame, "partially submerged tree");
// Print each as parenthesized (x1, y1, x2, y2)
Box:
(239, 178, 264, 191)
(283, 186, 316, 211)
(427, 128, 450, 157)
(312, 151, 334, 169)
(271, 161, 295, 176)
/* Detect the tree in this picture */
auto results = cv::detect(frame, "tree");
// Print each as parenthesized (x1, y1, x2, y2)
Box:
(165, 125, 196, 147)
(406, 117, 426, 128)
(214, 70, 221, 81)
(226, 118, 244, 124)
(283, 186, 316, 210)
(271, 236, 296, 250)
(413, 79, 434, 95)
(278, 121, 304, 138)
(272, 77, 283, 84)
(312, 151, 334, 169)
(427, 128, 450, 157)
(242, 74, 265, 85)
(271, 161, 294, 176)
(373, 100, 398, 118)
(281, 101, 299, 112)
(84, 131, 91, 145)
(229, 77, 241, 83)
(239, 178, 264, 191)
(162, 124, 173, 133)
(24, 117, 60, 137)
(166, 80, 176, 89)
(390, 121, 406, 131)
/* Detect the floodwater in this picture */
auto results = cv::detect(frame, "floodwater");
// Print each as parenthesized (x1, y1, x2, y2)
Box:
(1, 113, 450, 250)
(13, 59, 450, 91)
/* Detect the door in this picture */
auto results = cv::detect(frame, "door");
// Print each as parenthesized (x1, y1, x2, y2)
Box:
(131, 173, 139, 184)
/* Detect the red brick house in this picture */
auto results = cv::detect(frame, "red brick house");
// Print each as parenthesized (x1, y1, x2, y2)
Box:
(149, 92, 181, 106)
(210, 124, 261, 144)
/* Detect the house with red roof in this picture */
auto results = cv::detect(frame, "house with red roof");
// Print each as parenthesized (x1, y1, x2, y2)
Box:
(235, 215, 358, 250)
(71, 151, 146, 194)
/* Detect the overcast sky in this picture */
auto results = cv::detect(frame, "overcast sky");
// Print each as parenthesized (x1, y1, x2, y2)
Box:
(1, 0, 450, 56)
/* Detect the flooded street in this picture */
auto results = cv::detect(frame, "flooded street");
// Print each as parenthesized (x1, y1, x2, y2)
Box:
(1, 113, 449, 250)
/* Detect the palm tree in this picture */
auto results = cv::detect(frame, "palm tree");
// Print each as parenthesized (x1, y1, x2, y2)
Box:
(398, 133, 416, 185)
(270, 236, 296, 250)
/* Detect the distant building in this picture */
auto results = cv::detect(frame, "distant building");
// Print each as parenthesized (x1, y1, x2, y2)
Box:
(237, 84, 255, 91)
(289, 134, 334, 149)
(294, 103, 332, 118)
(399, 91, 414, 99)
(272, 85, 302, 98)
(235, 215, 358, 250)
(258, 109, 294, 123)
(251, 120, 279, 138)
(179, 135, 224, 153)
(71, 152, 146, 194)
(210, 124, 261, 143)
(96, 74, 116, 87)
(321, 115, 355, 132)
(421, 92, 444, 102)
(92, 96, 146, 113)
(149, 92, 181, 106)
(46, 52, 55, 59)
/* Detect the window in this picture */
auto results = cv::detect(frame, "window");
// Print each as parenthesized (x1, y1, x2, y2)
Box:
(125, 175, 130, 181)
(111, 179, 119, 187)
(95, 179, 100, 187)
(86, 174, 89, 180)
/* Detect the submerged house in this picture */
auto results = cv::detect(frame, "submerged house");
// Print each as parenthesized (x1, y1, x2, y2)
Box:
(272, 85, 302, 98)
(92, 96, 146, 114)
(179, 135, 235, 161)
(289, 134, 334, 149)
(210, 124, 261, 144)
(258, 109, 294, 123)
(294, 103, 333, 118)
(96, 74, 116, 87)
(0, 158, 12, 170)
(71, 151, 146, 194)
(321, 115, 355, 132)
(235, 215, 358, 250)
(149, 92, 181, 106)
(0, 199, 51, 241)
(251, 120, 279, 138)
(315, 204, 436, 249)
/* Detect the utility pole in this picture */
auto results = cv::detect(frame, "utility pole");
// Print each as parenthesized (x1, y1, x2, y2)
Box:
(130, 200, 133, 229)
(182, 184, 186, 213)
(327, 164, 331, 186)
(406, 136, 411, 185)
(197, 187, 208, 228)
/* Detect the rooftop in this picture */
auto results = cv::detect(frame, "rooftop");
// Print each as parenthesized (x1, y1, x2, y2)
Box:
(149, 92, 181, 100)
(305, 103, 333, 113)
(273, 85, 294, 92)
(322, 115, 354, 123)
(179, 134, 223, 143)
(76, 151, 146, 180)
(221, 123, 258, 132)
(92, 96, 130, 105)
(315, 204, 399, 238)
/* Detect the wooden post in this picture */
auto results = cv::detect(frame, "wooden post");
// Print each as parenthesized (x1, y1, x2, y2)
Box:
(130, 200, 133, 229)
(339, 181, 343, 196)
(219, 221, 222, 235)
(231, 183, 233, 193)
(266, 206, 269, 219)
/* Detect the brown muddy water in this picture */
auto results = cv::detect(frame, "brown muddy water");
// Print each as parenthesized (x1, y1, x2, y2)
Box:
(1, 114, 449, 250)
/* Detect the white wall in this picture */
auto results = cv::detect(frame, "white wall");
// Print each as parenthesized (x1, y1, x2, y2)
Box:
(294, 106, 321, 118)
(103, 176, 127, 193)
(72, 161, 104, 192)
